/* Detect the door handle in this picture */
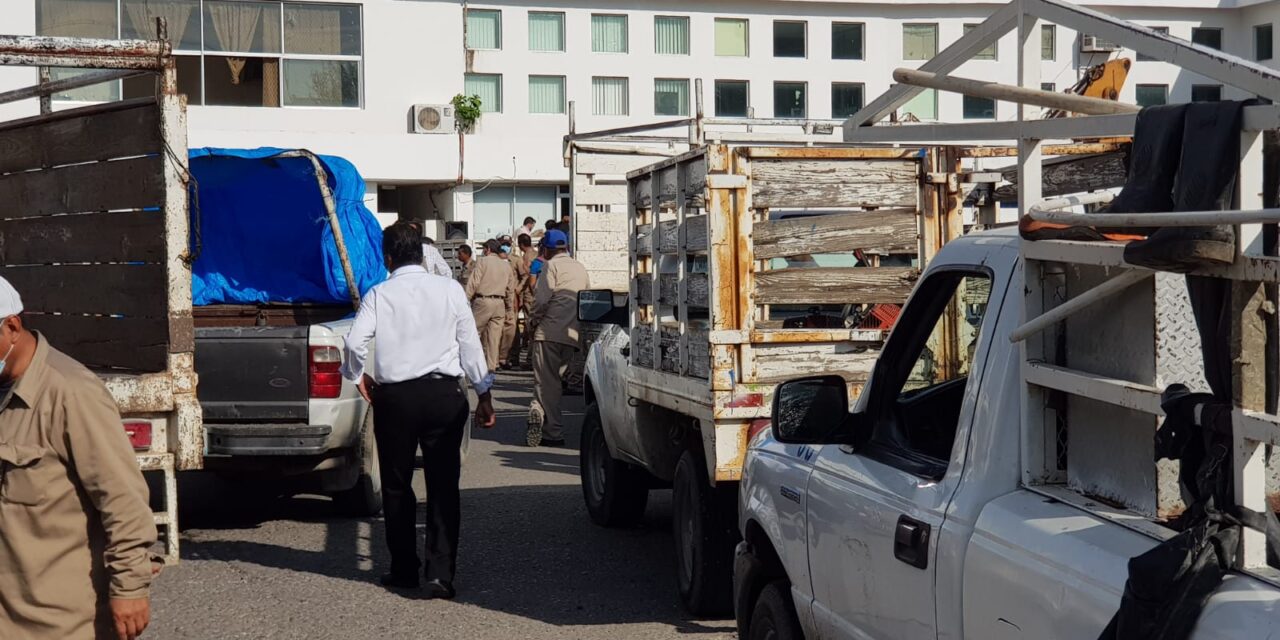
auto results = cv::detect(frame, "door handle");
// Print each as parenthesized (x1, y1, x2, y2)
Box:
(893, 515, 931, 570)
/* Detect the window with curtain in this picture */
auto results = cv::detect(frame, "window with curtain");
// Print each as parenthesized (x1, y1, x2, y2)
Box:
(962, 95, 995, 119)
(654, 78, 689, 116)
(592, 14, 628, 53)
(592, 77, 629, 115)
(466, 9, 501, 50)
(903, 24, 937, 60)
(715, 80, 748, 117)
(203, 1, 281, 106)
(1138, 26, 1168, 61)
(964, 24, 997, 60)
(122, 0, 201, 49)
(282, 3, 361, 107)
(1191, 85, 1222, 102)
(1041, 24, 1055, 60)
(529, 75, 566, 114)
(40, 0, 120, 101)
(528, 12, 564, 52)
(773, 82, 806, 118)
(715, 18, 749, 56)
(831, 82, 864, 118)
(900, 89, 936, 120)
(1135, 84, 1168, 107)
(466, 73, 503, 112)
(654, 16, 689, 55)
(774, 21, 805, 58)
(832, 22, 864, 60)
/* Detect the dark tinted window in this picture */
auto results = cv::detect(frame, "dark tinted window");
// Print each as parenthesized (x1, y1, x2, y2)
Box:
(715, 80, 749, 117)
(832, 23, 864, 60)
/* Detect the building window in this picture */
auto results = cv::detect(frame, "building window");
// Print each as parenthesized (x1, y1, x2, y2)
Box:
(715, 18, 749, 57)
(466, 8, 501, 50)
(715, 80, 749, 117)
(528, 75, 565, 114)
(655, 16, 689, 55)
(1138, 26, 1168, 61)
(39, 0, 363, 108)
(832, 22, 864, 60)
(903, 24, 938, 61)
(901, 89, 937, 121)
(528, 12, 565, 52)
(654, 78, 690, 116)
(1042, 24, 1056, 60)
(1135, 84, 1168, 107)
(1191, 27, 1222, 50)
(1041, 82, 1056, 92)
(831, 82, 864, 118)
(592, 14, 628, 53)
(1191, 84, 1222, 102)
(774, 81, 806, 118)
(465, 73, 502, 112)
(1257, 24, 1274, 61)
(963, 95, 996, 119)
(592, 77, 629, 115)
(773, 21, 806, 58)
(964, 24, 998, 60)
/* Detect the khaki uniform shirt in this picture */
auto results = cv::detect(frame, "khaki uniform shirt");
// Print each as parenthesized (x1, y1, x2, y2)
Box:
(465, 255, 517, 309)
(531, 253, 590, 347)
(514, 252, 533, 310)
(0, 334, 156, 640)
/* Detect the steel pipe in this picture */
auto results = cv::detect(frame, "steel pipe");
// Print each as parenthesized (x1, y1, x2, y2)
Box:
(1009, 269, 1153, 344)
(892, 68, 1140, 116)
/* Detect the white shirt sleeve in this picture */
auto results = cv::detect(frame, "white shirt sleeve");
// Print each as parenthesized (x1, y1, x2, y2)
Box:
(341, 288, 377, 381)
(423, 245, 453, 277)
(451, 281, 494, 394)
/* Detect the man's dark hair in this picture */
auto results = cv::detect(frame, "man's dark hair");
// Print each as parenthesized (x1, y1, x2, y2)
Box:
(523, 216, 536, 226)
(484, 239, 501, 254)
(423, 236, 435, 245)
(545, 219, 557, 231)
(517, 233, 532, 248)
(458, 244, 473, 258)
(383, 221, 424, 269)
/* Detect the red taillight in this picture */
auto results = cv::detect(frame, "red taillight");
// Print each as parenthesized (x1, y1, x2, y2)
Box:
(123, 420, 152, 451)
(309, 346, 343, 398)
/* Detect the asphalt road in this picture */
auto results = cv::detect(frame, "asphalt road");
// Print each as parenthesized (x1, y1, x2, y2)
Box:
(149, 370, 736, 639)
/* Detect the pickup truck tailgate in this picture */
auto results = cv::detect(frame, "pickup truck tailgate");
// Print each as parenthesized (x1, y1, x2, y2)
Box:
(195, 326, 309, 421)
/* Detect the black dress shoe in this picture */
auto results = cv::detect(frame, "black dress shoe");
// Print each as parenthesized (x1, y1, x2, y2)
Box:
(423, 579, 456, 600)
(380, 573, 420, 589)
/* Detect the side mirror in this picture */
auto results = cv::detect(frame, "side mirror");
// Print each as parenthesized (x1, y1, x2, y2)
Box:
(578, 289, 626, 326)
(771, 375, 849, 444)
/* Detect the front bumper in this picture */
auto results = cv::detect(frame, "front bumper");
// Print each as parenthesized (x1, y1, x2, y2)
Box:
(205, 424, 334, 456)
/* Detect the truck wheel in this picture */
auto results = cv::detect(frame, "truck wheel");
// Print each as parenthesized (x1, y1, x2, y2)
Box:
(580, 402, 649, 527)
(334, 409, 383, 517)
(749, 581, 803, 640)
(673, 449, 737, 616)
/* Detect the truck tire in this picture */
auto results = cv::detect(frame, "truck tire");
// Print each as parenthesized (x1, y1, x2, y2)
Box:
(580, 402, 649, 527)
(334, 409, 383, 517)
(748, 581, 803, 640)
(673, 449, 737, 616)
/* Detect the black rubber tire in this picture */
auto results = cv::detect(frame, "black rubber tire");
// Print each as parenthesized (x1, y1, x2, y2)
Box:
(580, 402, 649, 527)
(673, 449, 738, 616)
(334, 409, 383, 517)
(748, 581, 803, 640)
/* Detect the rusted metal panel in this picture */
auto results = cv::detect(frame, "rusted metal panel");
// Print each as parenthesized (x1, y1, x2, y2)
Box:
(754, 267, 918, 305)
(753, 209, 918, 259)
(751, 158, 918, 209)
(2, 264, 167, 316)
(0, 211, 164, 264)
(26, 315, 167, 371)
(0, 35, 168, 70)
(0, 100, 162, 174)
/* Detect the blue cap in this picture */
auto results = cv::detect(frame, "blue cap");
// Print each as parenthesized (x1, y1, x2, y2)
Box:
(546, 229, 569, 248)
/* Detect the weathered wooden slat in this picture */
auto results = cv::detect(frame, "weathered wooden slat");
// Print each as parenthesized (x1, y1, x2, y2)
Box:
(633, 159, 708, 208)
(658, 220, 679, 254)
(24, 313, 167, 372)
(685, 215, 709, 252)
(754, 267, 918, 305)
(754, 209, 919, 259)
(634, 224, 653, 256)
(688, 326, 710, 379)
(632, 324, 655, 368)
(993, 152, 1127, 202)
(659, 324, 680, 373)
(1, 264, 167, 316)
(0, 100, 161, 174)
(573, 182, 629, 207)
(0, 210, 164, 265)
(750, 342, 880, 384)
(752, 158, 919, 209)
(635, 274, 654, 305)
(659, 273, 709, 307)
(0, 155, 164, 219)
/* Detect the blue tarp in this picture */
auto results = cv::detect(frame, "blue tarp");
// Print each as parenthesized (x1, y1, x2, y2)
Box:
(188, 147, 386, 306)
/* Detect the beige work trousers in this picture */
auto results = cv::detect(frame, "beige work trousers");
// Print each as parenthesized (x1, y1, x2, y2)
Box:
(472, 297, 506, 371)
(531, 340, 576, 440)
(499, 306, 518, 365)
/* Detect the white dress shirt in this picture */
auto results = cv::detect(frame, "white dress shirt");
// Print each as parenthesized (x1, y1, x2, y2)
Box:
(342, 265, 494, 394)
(422, 243, 453, 277)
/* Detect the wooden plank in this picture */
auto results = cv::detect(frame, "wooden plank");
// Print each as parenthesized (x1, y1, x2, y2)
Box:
(754, 209, 918, 259)
(0, 100, 161, 174)
(688, 326, 710, 379)
(0, 155, 164, 219)
(994, 152, 1128, 202)
(659, 273, 709, 307)
(633, 324, 655, 368)
(573, 182, 628, 207)
(685, 215, 708, 252)
(659, 220, 679, 254)
(23, 313, 167, 372)
(0, 211, 164, 265)
(635, 225, 653, 256)
(1, 264, 167, 316)
(754, 267, 918, 305)
(751, 158, 919, 209)
(749, 342, 880, 384)
(635, 274, 654, 305)
(659, 324, 681, 373)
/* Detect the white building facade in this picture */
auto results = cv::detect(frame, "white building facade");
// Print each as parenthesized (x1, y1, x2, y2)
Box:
(1, 0, 1277, 237)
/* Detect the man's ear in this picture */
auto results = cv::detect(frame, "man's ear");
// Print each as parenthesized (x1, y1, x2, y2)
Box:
(4, 314, 23, 337)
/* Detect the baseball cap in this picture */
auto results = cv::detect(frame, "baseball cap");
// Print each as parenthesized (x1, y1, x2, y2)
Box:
(0, 275, 22, 317)
(545, 229, 568, 248)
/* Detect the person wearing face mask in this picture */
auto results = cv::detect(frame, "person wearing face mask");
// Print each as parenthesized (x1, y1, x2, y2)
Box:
(0, 276, 159, 640)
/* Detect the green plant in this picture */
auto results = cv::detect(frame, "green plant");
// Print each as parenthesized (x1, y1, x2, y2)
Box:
(451, 94, 482, 133)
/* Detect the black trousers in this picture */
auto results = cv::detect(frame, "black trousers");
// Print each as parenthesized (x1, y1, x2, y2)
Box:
(371, 375, 469, 582)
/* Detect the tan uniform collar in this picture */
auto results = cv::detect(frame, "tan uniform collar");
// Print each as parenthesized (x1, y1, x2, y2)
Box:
(8, 331, 49, 409)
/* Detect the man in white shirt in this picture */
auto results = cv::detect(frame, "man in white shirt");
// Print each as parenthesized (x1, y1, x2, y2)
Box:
(421, 237, 453, 277)
(342, 222, 496, 600)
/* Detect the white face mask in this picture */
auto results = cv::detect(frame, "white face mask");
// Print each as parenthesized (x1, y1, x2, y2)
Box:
(0, 337, 14, 379)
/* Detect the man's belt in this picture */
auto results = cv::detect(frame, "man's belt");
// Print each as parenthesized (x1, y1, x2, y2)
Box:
(475, 294, 505, 299)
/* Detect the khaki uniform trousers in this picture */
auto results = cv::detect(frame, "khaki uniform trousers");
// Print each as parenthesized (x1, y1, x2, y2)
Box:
(472, 297, 506, 371)
(499, 306, 518, 366)
(531, 340, 577, 440)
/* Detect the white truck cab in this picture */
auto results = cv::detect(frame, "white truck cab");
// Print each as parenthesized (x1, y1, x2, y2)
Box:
(735, 230, 1280, 639)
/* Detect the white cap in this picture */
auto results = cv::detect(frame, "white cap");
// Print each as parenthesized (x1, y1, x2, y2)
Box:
(0, 275, 23, 317)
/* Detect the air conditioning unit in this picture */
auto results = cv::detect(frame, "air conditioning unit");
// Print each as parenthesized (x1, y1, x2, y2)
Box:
(1080, 35, 1121, 53)
(412, 104, 456, 134)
